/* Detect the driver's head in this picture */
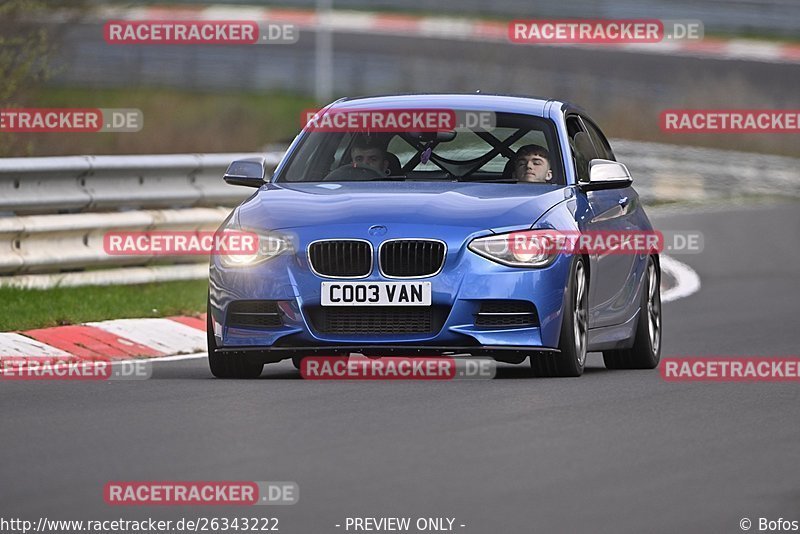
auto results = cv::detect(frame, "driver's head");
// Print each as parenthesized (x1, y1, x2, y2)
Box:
(350, 135, 389, 175)
(512, 144, 552, 183)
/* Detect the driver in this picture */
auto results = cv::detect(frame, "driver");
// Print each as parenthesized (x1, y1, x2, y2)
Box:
(350, 135, 389, 175)
(512, 144, 553, 183)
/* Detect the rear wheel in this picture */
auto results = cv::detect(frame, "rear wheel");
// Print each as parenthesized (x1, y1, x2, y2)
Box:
(603, 256, 661, 370)
(530, 257, 588, 378)
(207, 301, 264, 379)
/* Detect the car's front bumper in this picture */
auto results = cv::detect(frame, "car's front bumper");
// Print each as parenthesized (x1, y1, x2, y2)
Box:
(209, 231, 572, 361)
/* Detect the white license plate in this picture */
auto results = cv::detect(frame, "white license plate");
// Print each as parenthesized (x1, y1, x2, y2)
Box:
(321, 281, 431, 306)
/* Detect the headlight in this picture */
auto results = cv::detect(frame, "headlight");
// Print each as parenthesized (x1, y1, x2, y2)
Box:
(468, 230, 563, 268)
(218, 227, 292, 268)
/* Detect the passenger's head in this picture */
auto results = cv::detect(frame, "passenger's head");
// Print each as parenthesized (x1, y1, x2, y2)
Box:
(512, 144, 552, 183)
(350, 135, 389, 175)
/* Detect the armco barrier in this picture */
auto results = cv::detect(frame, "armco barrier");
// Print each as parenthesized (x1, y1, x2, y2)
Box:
(0, 208, 231, 275)
(0, 152, 272, 285)
(0, 153, 280, 215)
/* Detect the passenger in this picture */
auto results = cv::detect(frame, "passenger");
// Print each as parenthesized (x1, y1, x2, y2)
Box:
(512, 144, 552, 183)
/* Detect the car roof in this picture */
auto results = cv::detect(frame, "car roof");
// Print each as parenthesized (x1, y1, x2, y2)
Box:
(330, 93, 567, 117)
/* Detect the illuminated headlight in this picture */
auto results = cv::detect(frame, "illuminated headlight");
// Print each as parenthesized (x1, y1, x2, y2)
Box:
(468, 230, 561, 268)
(218, 228, 292, 268)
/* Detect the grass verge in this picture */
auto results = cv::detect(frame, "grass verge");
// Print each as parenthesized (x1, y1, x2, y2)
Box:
(0, 280, 207, 331)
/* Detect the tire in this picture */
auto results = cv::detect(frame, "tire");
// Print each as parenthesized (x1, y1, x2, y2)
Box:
(207, 300, 264, 379)
(530, 257, 588, 378)
(603, 256, 662, 370)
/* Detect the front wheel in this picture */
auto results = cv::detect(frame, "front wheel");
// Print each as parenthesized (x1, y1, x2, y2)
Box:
(603, 256, 661, 369)
(207, 301, 264, 379)
(530, 257, 588, 378)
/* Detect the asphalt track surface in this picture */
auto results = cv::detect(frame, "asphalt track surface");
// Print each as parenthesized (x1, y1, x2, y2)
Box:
(2, 201, 799, 533)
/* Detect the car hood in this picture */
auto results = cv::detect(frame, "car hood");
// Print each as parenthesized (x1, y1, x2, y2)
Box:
(236, 181, 569, 233)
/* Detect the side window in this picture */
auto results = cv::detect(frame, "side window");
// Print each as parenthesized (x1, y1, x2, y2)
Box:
(582, 118, 615, 161)
(566, 116, 595, 183)
(284, 132, 347, 181)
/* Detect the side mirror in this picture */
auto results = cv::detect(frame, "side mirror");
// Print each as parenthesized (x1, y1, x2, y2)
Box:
(580, 159, 633, 190)
(223, 158, 265, 188)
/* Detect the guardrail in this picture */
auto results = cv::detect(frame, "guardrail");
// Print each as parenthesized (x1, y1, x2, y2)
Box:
(0, 152, 273, 286)
(0, 153, 280, 215)
(1, 141, 798, 287)
(0, 208, 231, 275)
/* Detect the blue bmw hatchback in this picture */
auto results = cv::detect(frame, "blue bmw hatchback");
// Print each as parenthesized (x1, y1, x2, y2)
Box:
(208, 94, 662, 378)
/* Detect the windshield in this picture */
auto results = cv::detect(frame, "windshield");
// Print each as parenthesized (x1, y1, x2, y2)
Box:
(278, 112, 564, 185)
